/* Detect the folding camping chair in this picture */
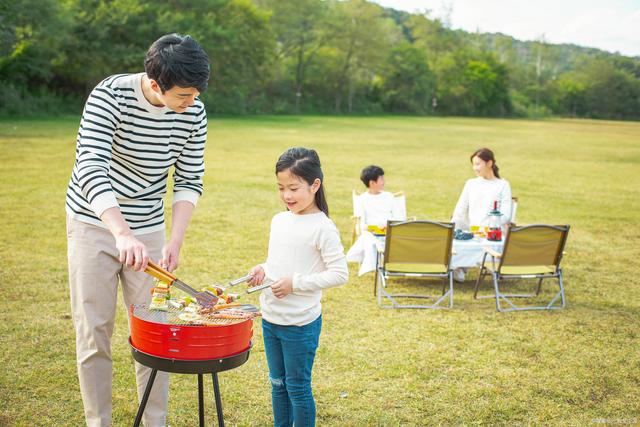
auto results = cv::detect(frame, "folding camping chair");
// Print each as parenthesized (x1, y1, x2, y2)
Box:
(473, 224, 570, 312)
(351, 190, 408, 245)
(376, 220, 454, 309)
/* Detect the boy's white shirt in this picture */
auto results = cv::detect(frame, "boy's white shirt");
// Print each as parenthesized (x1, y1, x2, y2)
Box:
(451, 177, 512, 230)
(260, 211, 348, 326)
(357, 191, 399, 231)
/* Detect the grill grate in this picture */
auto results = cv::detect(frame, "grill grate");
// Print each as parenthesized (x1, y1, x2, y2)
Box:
(132, 304, 244, 326)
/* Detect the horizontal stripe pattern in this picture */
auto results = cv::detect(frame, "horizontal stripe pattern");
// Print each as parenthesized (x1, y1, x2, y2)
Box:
(66, 73, 207, 234)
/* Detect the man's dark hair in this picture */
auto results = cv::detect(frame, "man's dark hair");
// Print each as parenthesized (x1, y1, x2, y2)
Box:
(360, 165, 384, 187)
(144, 33, 210, 93)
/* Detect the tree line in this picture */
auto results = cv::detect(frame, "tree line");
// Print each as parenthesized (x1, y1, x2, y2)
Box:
(2, 0, 639, 119)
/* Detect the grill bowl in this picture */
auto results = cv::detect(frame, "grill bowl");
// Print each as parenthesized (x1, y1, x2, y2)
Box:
(129, 304, 253, 360)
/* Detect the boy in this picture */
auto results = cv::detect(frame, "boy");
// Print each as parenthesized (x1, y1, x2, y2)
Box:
(346, 165, 404, 275)
(66, 33, 209, 427)
(356, 165, 399, 232)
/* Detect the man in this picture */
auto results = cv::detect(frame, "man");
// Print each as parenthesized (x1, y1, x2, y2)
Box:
(66, 34, 209, 427)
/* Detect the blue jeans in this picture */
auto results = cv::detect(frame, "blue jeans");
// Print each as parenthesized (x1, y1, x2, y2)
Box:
(262, 316, 322, 427)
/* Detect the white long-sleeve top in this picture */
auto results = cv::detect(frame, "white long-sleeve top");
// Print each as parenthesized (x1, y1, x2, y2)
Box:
(357, 191, 403, 231)
(260, 211, 349, 326)
(451, 177, 512, 230)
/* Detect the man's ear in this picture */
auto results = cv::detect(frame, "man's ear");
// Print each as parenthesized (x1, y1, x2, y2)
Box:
(149, 79, 162, 94)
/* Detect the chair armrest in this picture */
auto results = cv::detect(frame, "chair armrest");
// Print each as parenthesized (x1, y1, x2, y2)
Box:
(483, 246, 502, 258)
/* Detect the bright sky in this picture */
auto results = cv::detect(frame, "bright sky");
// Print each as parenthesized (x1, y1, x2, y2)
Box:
(372, 0, 640, 57)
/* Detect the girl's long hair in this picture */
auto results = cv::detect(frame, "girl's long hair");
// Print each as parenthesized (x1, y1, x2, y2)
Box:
(470, 147, 501, 178)
(275, 147, 329, 216)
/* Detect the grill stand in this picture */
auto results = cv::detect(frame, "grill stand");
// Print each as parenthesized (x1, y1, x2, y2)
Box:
(130, 338, 251, 427)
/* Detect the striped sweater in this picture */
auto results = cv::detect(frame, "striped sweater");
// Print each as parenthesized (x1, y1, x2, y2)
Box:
(65, 73, 207, 235)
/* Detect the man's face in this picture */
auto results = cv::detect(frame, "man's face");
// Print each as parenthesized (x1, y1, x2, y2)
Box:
(159, 85, 200, 113)
(150, 80, 200, 113)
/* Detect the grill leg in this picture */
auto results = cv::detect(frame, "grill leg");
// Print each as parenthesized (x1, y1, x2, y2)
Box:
(198, 374, 205, 427)
(133, 368, 157, 427)
(212, 372, 224, 427)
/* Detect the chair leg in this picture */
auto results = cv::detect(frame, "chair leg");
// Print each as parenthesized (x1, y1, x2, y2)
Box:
(441, 277, 447, 295)
(535, 277, 544, 295)
(474, 267, 487, 299)
(448, 271, 454, 308)
(373, 267, 378, 297)
(492, 272, 502, 312)
(558, 270, 566, 308)
(376, 271, 383, 307)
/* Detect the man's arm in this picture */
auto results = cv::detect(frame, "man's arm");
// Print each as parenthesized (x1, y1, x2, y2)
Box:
(162, 201, 195, 272)
(162, 106, 207, 271)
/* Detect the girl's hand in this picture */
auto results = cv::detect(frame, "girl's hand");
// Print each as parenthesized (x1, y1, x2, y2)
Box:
(270, 277, 293, 299)
(248, 265, 265, 286)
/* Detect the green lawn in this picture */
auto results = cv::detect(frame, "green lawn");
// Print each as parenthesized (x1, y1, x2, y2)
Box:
(1, 115, 639, 426)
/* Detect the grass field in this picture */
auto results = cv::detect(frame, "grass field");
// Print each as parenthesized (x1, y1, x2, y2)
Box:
(0, 115, 639, 426)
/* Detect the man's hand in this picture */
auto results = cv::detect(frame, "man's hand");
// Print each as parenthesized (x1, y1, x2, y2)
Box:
(248, 265, 265, 286)
(161, 239, 182, 272)
(162, 200, 195, 273)
(101, 207, 149, 271)
(270, 277, 293, 299)
(115, 233, 149, 271)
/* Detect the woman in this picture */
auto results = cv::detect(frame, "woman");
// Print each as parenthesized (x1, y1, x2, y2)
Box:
(451, 148, 512, 281)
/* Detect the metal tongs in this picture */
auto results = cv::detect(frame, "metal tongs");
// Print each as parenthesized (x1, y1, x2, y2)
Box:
(144, 260, 218, 307)
(246, 278, 273, 294)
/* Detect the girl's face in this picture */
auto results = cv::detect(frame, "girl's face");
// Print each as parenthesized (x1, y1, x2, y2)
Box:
(472, 156, 494, 179)
(277, 169, 321, 215)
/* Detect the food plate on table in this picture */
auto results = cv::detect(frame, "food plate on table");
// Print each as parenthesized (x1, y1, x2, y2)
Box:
(367, 225, 386, 236)
(454, 229, 474, 240)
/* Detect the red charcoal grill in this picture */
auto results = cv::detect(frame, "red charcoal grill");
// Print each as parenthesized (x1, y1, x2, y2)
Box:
(129, 304, 255, 426)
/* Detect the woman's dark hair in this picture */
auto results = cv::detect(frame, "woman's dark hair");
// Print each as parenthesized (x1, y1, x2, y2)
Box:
(470, 147, 500, 178)
(144, 33, 210, 93)
(275, 147, 329, 216)
(360, 165, 384, 187)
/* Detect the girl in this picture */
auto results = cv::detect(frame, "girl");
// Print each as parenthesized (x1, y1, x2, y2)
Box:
(248, 147, 349, 427)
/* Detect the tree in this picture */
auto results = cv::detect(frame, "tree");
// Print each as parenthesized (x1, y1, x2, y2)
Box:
(326, 0, 400, 113)
(258, 0, 328, 113)
(580, 60, 640, 119)
(379, 42, 435, 113)
(0, 0, 72, 85)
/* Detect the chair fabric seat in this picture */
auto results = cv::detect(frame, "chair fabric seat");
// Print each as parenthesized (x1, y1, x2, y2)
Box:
(385, 262, 447, 274)
(488, 265, 556, 275)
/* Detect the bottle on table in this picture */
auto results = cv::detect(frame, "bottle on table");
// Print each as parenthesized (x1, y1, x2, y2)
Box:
(487, 200, 503, 242)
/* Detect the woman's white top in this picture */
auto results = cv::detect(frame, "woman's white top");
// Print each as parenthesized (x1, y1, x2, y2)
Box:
(357, 191, 401, 231)
(260, 211, 349, 326)
(451, 177, 512, 230)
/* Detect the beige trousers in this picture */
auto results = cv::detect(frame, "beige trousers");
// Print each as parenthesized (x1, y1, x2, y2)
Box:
(67, 216, 169, 427)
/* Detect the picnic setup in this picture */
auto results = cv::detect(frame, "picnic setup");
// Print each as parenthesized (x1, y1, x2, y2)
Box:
(348, 185, 570, 312)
